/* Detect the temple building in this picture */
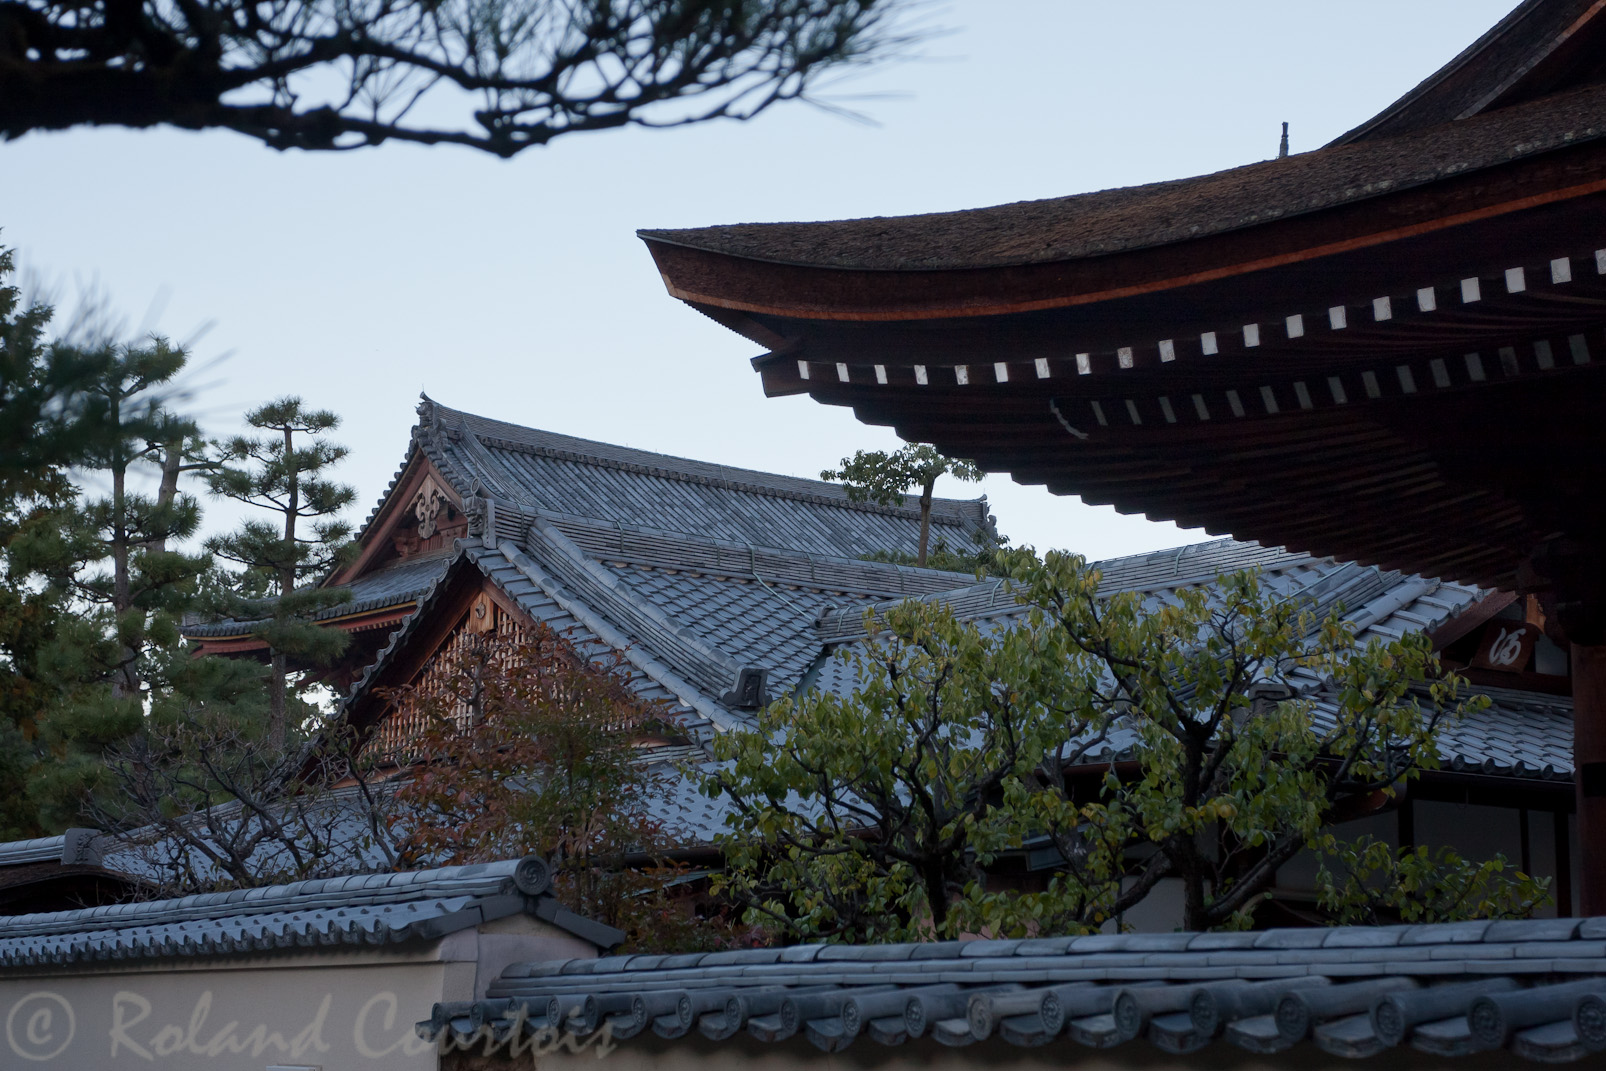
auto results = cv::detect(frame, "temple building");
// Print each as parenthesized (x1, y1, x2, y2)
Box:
(637, 0, 1606, 911)
(185, 398, 1581, 922)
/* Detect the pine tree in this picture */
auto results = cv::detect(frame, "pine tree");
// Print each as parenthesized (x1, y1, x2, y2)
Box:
(22, 341, 242, 828)
(206, 399, 356, 751)
(0, 250, 220, 832)
(821, 445, 985, 567)
(56, 341, 212, 691)
(0, 246, 83, 837)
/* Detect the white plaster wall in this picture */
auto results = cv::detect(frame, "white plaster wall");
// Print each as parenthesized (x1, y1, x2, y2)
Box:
(0, 916, 598, 1070)
(0, 958, 450, 1070)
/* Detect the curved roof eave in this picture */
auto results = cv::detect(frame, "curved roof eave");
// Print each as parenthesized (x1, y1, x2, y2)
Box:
(639, 82, 1606, 282)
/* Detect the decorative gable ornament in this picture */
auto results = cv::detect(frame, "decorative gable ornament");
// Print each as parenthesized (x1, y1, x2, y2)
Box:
(413, 477, 451, 539)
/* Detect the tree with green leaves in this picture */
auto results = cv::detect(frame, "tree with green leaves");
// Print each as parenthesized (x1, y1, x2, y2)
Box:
(206, 398, 356, 752)
(708, 549, 1548, 940)
(821, 444, 984, 568)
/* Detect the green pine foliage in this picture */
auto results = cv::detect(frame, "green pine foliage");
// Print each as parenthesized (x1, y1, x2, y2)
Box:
(205, 398, 357, 751)
(0, 243, 296, 835)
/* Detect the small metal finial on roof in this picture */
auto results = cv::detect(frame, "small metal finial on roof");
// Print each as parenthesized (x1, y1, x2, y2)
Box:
(1279, 121, 1290, 158)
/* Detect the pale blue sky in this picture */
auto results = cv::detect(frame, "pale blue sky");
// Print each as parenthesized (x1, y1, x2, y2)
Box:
(0, 1, 1516, 558)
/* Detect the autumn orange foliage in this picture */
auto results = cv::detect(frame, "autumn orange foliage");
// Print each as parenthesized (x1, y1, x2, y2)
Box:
(377, 625, 746, 951)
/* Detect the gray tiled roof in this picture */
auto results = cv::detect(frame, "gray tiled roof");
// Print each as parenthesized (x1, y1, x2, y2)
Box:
(599, 563, 887, 692)
(814, 540, 1478, 643)
(417, 397, 995, 559)
(344, 541, 726, 740)
(806, 543, 1571, 779)
(1433, 685, 1574, 779)
(343, 508, 991, 739)
(0, 829, 102, 869)
(424, 918, 1606, 1063)
(183, 552, 453, 638)
(0, 856, 621, 968)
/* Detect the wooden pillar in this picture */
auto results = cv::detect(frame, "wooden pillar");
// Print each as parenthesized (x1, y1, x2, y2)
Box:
(1572, 644, 1606, 916)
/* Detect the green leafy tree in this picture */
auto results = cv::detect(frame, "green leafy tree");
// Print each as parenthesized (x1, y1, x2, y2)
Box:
(1317, 838, 1551, 925)
(206, 398, 356, 752)
(821, 444, 984, 567)
(709, 549, 1547, 940)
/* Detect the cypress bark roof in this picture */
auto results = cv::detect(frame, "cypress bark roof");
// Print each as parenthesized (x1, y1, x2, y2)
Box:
(640, 0, 1606, 276)
(639, 82, 1606, 273)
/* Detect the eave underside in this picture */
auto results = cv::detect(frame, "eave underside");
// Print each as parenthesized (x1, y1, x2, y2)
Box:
(722, 194, 1606, 591)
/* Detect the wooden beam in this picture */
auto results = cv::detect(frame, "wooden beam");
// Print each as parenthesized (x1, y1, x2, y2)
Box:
(1571, 642, 1606, 915)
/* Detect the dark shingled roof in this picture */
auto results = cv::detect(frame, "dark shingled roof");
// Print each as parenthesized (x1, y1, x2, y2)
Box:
(638, 81, 1606, 272)
(341, 505, 987, 740)
(1333, 0, 1606, 145)
(423, 918, 1606, 1063)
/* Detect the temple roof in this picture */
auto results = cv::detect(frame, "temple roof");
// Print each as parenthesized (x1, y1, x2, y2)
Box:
(429, 917, 1606, 1063)
(342, 495, 1575, 795)
(640, 1, 1606, 278)
(635, 1, 1606, 594)
(1334, 0, 1606, 145)
(644, 82, 1606, 275)
(182, 551, 453, 639)
(413, 398, 995, 559)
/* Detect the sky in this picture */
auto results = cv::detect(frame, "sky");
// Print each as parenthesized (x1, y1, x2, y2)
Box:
(0, 0, 1519, 560)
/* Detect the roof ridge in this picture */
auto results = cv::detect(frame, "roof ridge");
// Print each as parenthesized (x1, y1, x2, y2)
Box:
(523, 516, 750, 693)
(545, 510, 985, 598)
(422, 400, 987, 525)
(489, 541, 752, 733)
(813, 541, 1326, 643)
(0, 858, 522, 935)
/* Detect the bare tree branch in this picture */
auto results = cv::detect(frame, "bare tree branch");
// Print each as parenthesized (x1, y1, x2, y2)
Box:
(0, 0, 928, 155)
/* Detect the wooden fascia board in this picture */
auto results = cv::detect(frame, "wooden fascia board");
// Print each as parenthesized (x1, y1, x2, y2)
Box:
(188, 604, 419, 650)
(1428, 590, 1521, 650)
(645, 141, 1606, 324)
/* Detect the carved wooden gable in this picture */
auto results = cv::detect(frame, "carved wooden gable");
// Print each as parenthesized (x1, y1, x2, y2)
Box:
(331, 458, 470, 587)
